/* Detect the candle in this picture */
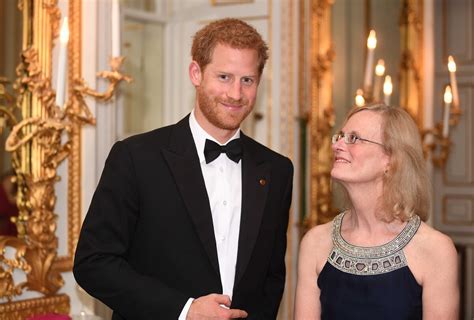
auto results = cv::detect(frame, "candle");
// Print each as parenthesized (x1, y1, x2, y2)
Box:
(55, 17, 69, 107)
(443, 85, 452, 138)
(111, 0, 121, 57)
(363, 30, 377, 92)
(447, 55, 459, 108)
(355, 89, 365, 107)
(374, 59, 385, 101)
(383, 75, 392, 105)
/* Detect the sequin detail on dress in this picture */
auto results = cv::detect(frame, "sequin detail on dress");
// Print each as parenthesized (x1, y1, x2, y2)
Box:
(327, 212, 421, 276)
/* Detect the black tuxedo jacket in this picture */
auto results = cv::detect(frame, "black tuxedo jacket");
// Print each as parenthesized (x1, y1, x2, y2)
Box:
(73, 115, 293, 319)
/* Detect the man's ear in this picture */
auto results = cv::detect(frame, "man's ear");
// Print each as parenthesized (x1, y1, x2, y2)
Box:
(189, 61, 202, 86)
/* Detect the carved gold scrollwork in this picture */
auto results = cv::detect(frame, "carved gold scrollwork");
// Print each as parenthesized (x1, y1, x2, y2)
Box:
(0, 237, 30, 299)
(300, 0, 336, 233)
(399, 0, 424, 128)
(0, 0, 131, 308)
(0, 294, 69, 320)
(74, 56, 132, 102)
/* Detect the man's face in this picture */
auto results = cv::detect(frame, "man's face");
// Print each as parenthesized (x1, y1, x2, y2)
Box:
(189, 44, 260, 141)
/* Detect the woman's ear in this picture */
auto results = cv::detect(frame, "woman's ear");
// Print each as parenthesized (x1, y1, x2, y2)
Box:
(189, 61, 202, 86)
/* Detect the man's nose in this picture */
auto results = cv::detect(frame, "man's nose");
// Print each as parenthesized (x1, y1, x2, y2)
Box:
(227, 81, 242, 101)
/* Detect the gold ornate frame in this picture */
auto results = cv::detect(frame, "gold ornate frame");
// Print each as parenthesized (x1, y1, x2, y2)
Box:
(300, 0, 424, 230)
(399, 0, 424, 128)
(0, 0, 79, 315)
(299, 0, 335, 231)
(57, 0, 81, 272)
(0, 0, 82, 315)
(0, 0, 129, 317)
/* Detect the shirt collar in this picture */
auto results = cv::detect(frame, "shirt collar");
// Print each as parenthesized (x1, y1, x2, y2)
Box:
(189, 109, 241, 164)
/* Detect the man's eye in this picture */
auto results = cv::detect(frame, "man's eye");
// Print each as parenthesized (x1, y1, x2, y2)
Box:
(218, 74, 230, 81)
(241, 77, 254, 86)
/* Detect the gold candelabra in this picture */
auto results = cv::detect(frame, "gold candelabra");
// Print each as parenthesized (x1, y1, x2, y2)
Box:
(0, 0, 131, 302)
(358, 16, 460, 169)
(422, 86, 462, 168)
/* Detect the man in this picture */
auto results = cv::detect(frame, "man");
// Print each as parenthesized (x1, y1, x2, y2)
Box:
(73, 18, 293, 320)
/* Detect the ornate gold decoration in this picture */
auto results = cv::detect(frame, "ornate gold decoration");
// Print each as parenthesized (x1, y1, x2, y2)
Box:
(0, 294, 69, 320)
(421, 98, 461, 168)
(300, 0, 336, 232)
(399, 0, 462, 167)
(422, 130, 450, 167)
(399, 0, 424, 128)
(0, 0, 130, 307)
(74, 56, 132, 102)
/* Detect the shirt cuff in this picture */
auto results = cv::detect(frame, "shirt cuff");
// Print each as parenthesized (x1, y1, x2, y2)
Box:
(178, 298, 194, 320)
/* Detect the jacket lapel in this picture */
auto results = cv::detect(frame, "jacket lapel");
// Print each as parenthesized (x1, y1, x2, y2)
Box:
(235, 133, 270, 285)
(162, 116, 220, 277)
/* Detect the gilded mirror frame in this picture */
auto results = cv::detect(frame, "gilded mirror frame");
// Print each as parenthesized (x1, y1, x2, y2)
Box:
(0, 0, 83, 316)
(300, 0, 424, 230)
(57, 0, 82, 273)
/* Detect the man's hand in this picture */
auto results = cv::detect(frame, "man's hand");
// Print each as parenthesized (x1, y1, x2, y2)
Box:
(186, 294, 248, 319)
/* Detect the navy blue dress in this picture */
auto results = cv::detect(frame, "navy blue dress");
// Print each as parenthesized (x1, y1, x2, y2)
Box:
(318, 212, 423, 319)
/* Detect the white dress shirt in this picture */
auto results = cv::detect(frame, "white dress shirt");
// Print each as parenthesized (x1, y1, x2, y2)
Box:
(178, 110, 242, 319)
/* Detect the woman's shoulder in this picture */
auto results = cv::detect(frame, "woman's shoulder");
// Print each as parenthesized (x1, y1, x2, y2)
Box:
(414, 222, 457, 258)
(298, 218, 335, 272)
(407, 221, 457, 282)
(301, 219, 333, 249)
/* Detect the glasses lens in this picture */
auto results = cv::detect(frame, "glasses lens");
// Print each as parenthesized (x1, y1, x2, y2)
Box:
(346, 133, 358, 144)
(332, 133, 342, 144)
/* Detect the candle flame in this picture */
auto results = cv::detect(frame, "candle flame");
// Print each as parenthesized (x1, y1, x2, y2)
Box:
(60, 17, 69, 44)
(444, 85, 453, 104)
(367, 30, 377, 49)
(375, 59, 385, 76)
(383, 75, 392, 95)
(355, 89, 365, 107)
(447, 55, 456, 72)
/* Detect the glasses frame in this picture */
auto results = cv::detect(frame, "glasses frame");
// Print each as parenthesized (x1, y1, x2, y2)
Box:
(332, 131, 385, 147)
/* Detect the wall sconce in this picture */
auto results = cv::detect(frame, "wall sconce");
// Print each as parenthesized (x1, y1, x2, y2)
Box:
(0, 3, 130, 304)
(421, 56, 462, 168)
(356, 25, 461, 168)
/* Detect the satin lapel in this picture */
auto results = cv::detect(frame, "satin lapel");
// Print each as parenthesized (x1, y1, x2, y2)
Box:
(235, 135, 270, 285)
(162, 116, 220, 277)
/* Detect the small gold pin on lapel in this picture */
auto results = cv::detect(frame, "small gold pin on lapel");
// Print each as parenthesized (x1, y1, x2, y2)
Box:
(259, 178, 266, 186)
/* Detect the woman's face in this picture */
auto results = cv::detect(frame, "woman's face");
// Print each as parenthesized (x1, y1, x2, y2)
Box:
(330, 110, 390, 187)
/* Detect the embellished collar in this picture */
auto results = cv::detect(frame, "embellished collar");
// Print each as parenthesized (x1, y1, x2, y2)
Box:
(328, 212, 421, 276)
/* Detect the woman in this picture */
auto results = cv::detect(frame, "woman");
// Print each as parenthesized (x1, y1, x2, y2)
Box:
(295, 104, 459, 319)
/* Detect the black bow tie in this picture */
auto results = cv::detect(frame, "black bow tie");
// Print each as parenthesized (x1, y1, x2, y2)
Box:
(204, 138, 243, 164)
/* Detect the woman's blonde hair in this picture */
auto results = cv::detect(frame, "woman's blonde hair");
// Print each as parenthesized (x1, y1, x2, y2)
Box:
(338, 103, 431, 222)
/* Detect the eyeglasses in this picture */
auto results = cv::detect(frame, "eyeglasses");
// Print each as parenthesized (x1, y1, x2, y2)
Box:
(332, 132, 385, 147)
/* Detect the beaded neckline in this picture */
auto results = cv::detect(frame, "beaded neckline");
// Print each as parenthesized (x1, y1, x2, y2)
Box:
(327, 211, 421, 276)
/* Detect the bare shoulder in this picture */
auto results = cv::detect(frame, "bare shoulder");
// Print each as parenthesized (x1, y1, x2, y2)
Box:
(300, 221, 333, 251)
(408, 222, 460, 317)
(413, 222, 457, 260)
(299, 221, 333, 274)
(406, 222, 458, 284)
